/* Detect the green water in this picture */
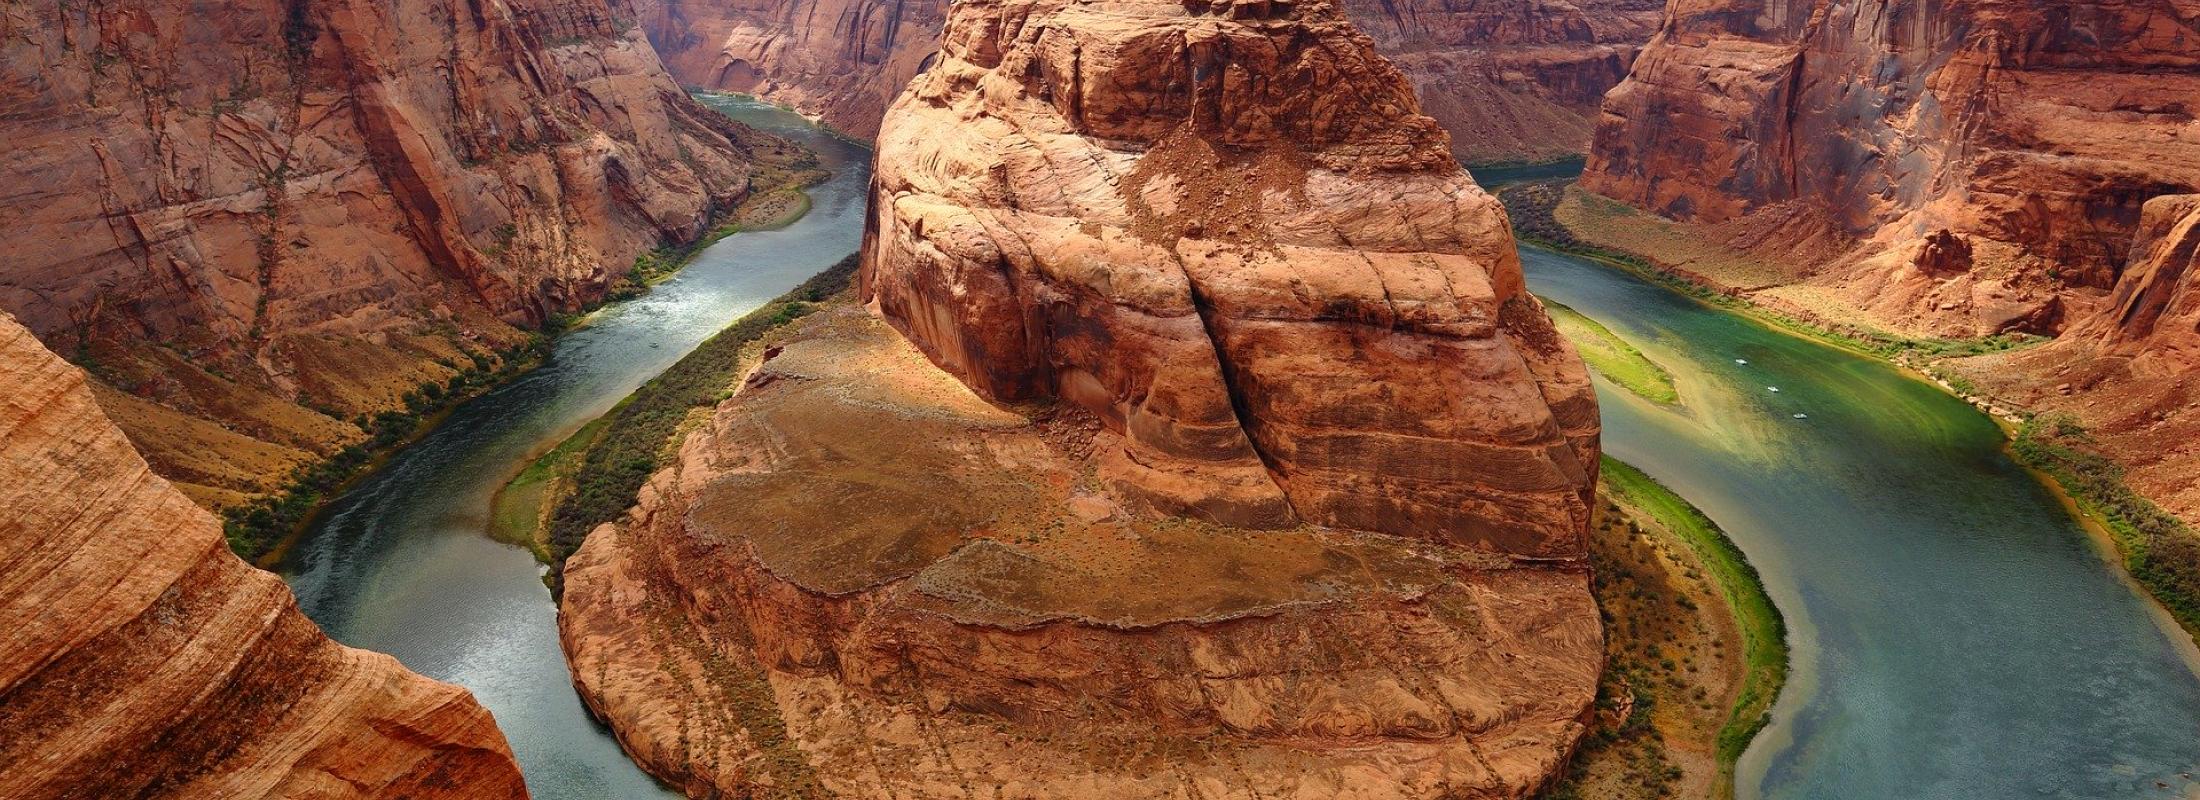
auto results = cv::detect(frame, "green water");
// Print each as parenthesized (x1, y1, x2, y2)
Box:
(1524, 246, 2200, 799)
(278, 97, 870, 798)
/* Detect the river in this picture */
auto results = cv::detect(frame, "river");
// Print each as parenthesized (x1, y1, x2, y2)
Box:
(1522, 245, 2200, 799)
(276, 96, 2200, 799)
(278, 96, 870, 799)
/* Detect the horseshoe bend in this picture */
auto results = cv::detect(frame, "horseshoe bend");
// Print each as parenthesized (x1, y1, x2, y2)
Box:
(556, 0, 1607, 796)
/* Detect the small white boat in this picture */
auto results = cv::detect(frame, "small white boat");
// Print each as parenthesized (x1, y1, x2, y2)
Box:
(1735, 359, 1749, 365)
(1767, 386, 1781, 393)
(1793, 413, 1809, 419)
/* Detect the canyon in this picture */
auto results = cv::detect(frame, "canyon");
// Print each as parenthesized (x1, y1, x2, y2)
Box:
(558, 0, 1607, 796)
(1573, 0, 2200, 524)
(633, 0, 1661, 163)
(0, 313, 526, 799)
(1, 0, 794, 509)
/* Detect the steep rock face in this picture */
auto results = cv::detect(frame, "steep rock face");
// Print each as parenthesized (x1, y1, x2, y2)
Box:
(1, 0, 775, 503)
(866, 0, 1603, 552)
(635, 0, 947, 139)
(563, 1, 1604, 797)
(1962, 195, 2200, 521)
(1342, 0, 1662, 164)
(636, 0, 1657, 161)
(0, 314, 527, 799)
(1581, 0, 2200, 337)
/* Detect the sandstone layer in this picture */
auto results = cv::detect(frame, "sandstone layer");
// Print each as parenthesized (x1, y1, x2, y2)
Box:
(562, 0, 1604, 796)
(636, 0, 1658, 161)
(2, 0, 790, 504)
(0, 314, 527, 800)
(1581, 0, 2200, 338)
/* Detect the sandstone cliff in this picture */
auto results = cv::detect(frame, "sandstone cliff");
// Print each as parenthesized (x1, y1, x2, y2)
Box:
(2, 0, 789, 505)
(562, 0, 1604, 796)
(0, 314, 527, 799)
(1962, 195, 2200, 521)
(1581, 0, 2200, 338)
(636, 0, 1657, 161)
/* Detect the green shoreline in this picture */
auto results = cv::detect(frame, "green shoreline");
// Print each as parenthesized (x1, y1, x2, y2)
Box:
(1602, 457, 1790, 795)
(234, 168, 826, 566)
(1503, 180, 2200, 648)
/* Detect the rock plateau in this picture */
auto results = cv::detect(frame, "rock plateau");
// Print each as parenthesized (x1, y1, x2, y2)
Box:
(561, 0, 1606, 796)
(0, 313, 527, 800)
(635, 0, 1659, 161)
(2, 0, 792, 506)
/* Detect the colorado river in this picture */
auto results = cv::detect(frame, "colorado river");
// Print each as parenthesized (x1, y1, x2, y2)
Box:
(1523, 245, 2200, 799)
(278, 97, 869, 798)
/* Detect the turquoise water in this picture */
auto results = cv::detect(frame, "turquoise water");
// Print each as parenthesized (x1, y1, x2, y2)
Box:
(1524, 245, 2200, 800)
(278, 97, 870, 799)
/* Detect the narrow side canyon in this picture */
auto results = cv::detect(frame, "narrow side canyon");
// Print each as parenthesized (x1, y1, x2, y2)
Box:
(633, 0, 1661, 163)
(0, 314, 526, 800)
(558, 0, 1607, 796)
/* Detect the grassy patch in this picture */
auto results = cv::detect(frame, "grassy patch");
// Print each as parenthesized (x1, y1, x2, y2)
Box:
(1598, 458, 1788, 792)
(491, 413, 616, 559)
(2013, 415, 2200, 642)
(545, 254, 861, 573)
(1544, 299, 1678, 405)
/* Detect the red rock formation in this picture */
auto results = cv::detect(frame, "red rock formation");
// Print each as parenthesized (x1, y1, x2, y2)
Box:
(1, 0, 782, 503)
(0, 314, 527, 800)
(563, 0, 1604, 796)
(636, 0, 1658, 161)
(1581, 0, 2200, 337)
(1962, 195, 2200, 521)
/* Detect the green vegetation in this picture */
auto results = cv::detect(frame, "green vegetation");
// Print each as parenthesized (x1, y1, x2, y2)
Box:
(225, 339, 547, 561)
(1543, 299, 1679, 405)
(544, 254, 860, 571)
(491, 413, 615, 559)
(2013, 415, 2200, 641)
(1601, 457, 1790, 792)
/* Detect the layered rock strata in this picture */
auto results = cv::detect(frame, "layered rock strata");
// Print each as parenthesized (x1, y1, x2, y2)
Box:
(3, 0, 787, 504)
(1581, 0, 2200, 338)
(0, 314, 527, 800)
(636, 0, 1658, 161)
(1961, 195, 2200, 521)
(563, 0, 1605, 796)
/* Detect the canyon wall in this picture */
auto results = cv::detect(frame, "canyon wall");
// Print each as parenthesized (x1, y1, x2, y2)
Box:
(1966, 195, 2200, 521)
(561, 0, 1606, 796)
(0, 314, 527, 799)
(1581, 0, 2200, 337)
(635, 0, 1658, 161)
(2, 0, 783, 505)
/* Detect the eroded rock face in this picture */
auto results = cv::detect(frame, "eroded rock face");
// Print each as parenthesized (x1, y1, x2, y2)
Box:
(636, 0, 1657, 161)
(1961, 195, 2200, 521)
(562, 0, 1603, 796)
(0, 314, 526, 800)
(1581, 0, 2200, 337)
(2, 0, 778, 503)
(867, 0, 1602, 554)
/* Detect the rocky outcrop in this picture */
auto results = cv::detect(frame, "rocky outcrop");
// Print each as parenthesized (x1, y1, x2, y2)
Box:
(1961, 195, 2200, 521)
(0, 314, 527, 799)
(636, 0, 1657, 161)
(1581, 0, 2200, 338)
(562, 0, 1604, 796)
(2, 0, 787, 504)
